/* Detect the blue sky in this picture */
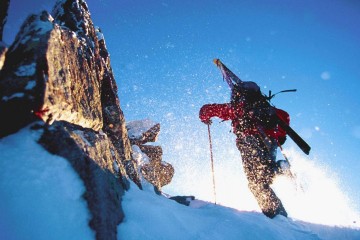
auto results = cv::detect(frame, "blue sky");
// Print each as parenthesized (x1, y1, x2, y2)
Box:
(4, 0, 360, 212)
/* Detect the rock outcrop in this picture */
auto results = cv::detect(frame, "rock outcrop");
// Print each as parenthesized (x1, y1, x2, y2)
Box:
(0, 41, 6, 70)
(0, 0, 7, 70)
(0, 0, 141, 239)
(127, 119, 174, 193)
(0, 0, 9, 41)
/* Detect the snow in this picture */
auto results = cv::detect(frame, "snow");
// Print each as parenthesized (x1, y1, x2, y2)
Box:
(25, 80, 36, 90)
(15, 63, 36, 77)
(126, 118, 158, 140)
(113, 160, 120, 173)
(131, 144, 150, 165)
(11, 12, 54, 52)
(2, 92, 25, 101)
(118, 182, 360, 240)
(95, 27, 105, 41)
(0, 125, 359, 240)
(0, 125, 94, 240)
(320, 71, 331, 80)
(73, 129, 92, 147)
(272, 149, 359, 226)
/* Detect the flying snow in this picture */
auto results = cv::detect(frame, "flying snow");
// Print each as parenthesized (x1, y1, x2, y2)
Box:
(321, 71, 331, 80)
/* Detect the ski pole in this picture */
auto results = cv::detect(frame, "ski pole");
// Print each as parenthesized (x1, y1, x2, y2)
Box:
(207, 124, 217, 204)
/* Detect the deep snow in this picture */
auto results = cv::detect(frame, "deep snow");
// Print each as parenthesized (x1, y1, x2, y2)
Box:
(1, 125, 360, 239)
(0, 125, 94, 240)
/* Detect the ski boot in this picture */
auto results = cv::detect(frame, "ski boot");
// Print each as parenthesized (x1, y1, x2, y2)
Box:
(274, 159, 292, 177)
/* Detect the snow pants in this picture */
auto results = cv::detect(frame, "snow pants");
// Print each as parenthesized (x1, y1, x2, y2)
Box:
(236, 134, 287, 218)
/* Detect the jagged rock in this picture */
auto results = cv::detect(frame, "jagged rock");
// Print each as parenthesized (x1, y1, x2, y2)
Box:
(0, 0, 9, 41)
(0, 11, 53, 137)
(0, 41, 6, 70)
(127, 119, 174, 193)
(0, 0, 141, 239)
(169, 196, 195, 206)
(141, 160, 174, 193)
(0, 0, 139, 185)
(139, 145, 174, 190)
(139, 145, 163, 163)
(38, 121, 126, 240)
(52, 0, 139, 187)
(0, 9, 103, 134)
(0, 0, 7, 69)
(127, 119, 160, 145)
(0, 1, 101, 132)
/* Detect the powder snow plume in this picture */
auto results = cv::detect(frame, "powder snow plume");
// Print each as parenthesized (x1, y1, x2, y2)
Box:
(272, 148, 360, 227)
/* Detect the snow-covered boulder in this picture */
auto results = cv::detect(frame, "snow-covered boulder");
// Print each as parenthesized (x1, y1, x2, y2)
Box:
(127, 119, 174, 193)
(127, 118, 161, 144)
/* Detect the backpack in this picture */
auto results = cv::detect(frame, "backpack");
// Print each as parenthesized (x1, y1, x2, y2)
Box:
(231, 83, 277, 131)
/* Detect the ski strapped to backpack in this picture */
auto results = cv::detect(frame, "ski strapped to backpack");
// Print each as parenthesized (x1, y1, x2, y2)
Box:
(213, 58, 311, 155)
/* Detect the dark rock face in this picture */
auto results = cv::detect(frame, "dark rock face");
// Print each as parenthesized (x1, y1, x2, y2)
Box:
(0, 0, 9, 41)
(0, 0, 8, 68)
(169, 196, 195, 206)
(0, 0, 141, 239)
(0, 11, 53, 136)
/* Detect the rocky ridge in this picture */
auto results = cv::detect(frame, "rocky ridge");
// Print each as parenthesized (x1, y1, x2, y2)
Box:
(0, 0, 174, 239)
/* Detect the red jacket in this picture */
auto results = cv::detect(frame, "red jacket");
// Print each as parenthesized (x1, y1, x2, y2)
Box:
(199, 103, 289, 144)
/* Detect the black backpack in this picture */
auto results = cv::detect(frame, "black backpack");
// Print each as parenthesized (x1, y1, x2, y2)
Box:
(230, 84, 277, 131)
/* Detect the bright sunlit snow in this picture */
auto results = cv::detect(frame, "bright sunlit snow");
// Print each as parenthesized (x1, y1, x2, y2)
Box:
(118, 182, 360, 240)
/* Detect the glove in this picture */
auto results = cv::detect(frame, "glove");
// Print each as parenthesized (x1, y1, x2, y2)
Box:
(202, 119, 212, 125)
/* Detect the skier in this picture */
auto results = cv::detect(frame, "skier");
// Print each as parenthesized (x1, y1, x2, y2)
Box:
(199, 59, 292, 218)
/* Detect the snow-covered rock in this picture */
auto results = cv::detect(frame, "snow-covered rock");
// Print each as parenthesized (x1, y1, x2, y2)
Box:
(127, 118, 160, 144)
(128, 119, 174, 193)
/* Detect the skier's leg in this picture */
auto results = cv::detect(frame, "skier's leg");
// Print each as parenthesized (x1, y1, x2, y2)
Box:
(237, 135, 287, 218)
(248, 181, 287, 218)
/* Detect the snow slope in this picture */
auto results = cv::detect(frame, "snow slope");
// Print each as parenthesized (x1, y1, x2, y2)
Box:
(0, 125, 95, 240)
(0, 125, 359, 239)
(119, 184, 360, 240)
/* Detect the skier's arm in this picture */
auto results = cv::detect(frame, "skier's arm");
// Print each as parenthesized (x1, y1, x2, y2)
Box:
(199, 103, 235, 124)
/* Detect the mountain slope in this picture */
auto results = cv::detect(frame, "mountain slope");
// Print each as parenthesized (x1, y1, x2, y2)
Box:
(118, 183, 360, 240)
(1, 126, 359, 240)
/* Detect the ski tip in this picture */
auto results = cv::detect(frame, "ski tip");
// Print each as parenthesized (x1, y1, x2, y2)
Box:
(213, 58, 221, 67)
